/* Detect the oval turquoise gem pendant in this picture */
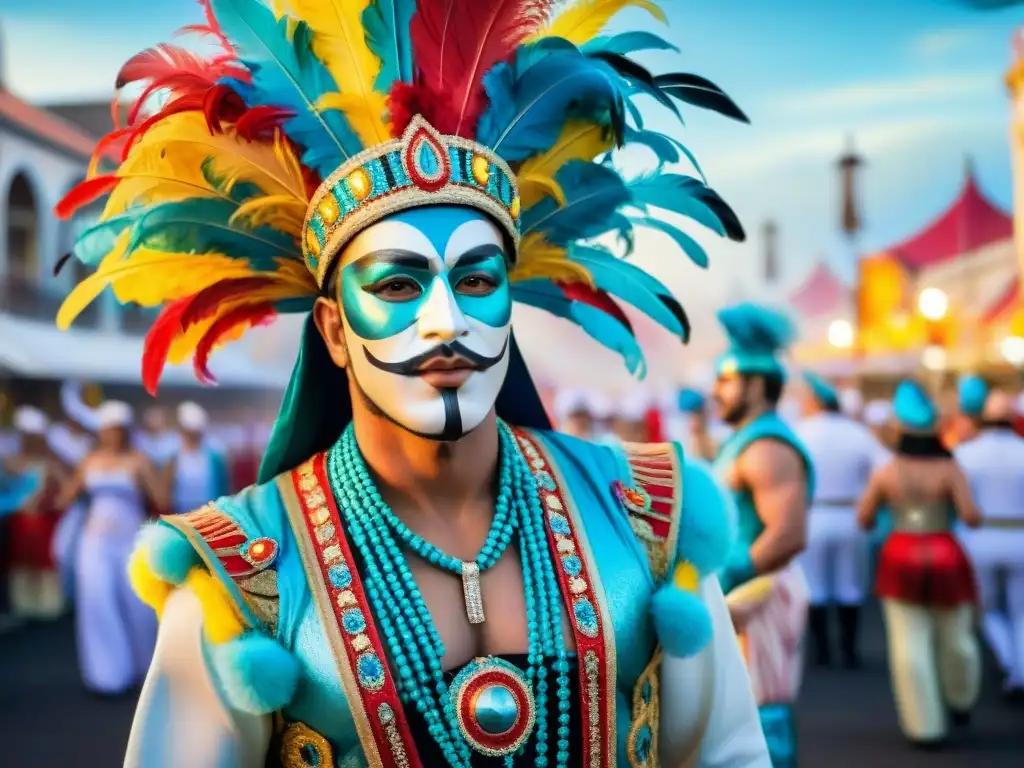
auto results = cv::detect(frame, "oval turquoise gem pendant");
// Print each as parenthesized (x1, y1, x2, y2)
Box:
(450, 657, 536, 757)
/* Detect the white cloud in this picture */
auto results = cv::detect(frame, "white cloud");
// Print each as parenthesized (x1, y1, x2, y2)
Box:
(911, 28, 985, 59)
(772, 73, 995, 116)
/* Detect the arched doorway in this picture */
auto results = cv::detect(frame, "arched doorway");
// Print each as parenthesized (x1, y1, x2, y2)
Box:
(6, 172, 39, 280)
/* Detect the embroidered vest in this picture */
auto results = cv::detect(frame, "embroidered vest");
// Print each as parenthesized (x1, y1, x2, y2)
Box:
(166, 430, 690, 768)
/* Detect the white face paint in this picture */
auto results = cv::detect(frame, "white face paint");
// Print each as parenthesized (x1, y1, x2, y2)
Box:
(337, 206, 512, 440)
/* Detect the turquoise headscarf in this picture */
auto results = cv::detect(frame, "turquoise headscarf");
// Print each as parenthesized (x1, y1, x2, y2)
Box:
(677, 388, 706, 413)
(802, 371, 839, 410)
(958, 375, 988, 418)
(893, 380, 937, 432)
(714, 303, 796, 380)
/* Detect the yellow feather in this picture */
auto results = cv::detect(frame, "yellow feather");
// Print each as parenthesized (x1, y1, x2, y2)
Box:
(510, 232, 594, 286)
(56, 233, 131, 329)
(103, 114, 308, 233)
(316, 91, 392, 148)
(529, 0, 666, 46)
(517, 121, 613, 208)
(283, 0, 390, 144)
(517, 173, 566, 209)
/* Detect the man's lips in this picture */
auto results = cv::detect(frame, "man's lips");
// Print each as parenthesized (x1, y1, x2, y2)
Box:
(415, 356, 477, 374)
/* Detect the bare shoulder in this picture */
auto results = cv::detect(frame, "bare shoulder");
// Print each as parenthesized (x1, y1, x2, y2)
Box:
(739, 439, 804, 485)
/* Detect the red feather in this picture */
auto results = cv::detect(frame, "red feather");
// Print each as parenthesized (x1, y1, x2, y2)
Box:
(409, 0, 552, 136)
(89, 127, 133, 171)
(179, 278, 280, 330)
(203, 83, 248, 133)
(194, 304, 278, 384)
(235, 106, 295, 142)
(142, 299, 191, 395)
(175, 0, 234, 54)
(559, 282, 633, 331)
(55, 176, 119, 220)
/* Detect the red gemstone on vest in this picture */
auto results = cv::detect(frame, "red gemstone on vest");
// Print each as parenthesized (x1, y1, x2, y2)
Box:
(244, 537, 278, 565)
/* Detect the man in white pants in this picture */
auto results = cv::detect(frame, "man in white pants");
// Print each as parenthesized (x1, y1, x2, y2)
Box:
(796, 372, 889, 668)
(955, 388, 1024, 702)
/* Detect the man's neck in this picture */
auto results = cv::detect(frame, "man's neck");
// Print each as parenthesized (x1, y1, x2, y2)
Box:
(352, 408, 501, 514)
(735, 403, 772, 431)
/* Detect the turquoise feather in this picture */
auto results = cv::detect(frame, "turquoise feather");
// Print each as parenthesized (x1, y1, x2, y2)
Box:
(73, 210, 140, 266)
(569, 246, 686, 340)
(627, 174, 727, 238)
(210, 0, 363, 175)
(583, 32, 678, 56)
(626, 215, 710, 268)
(362, 0, 414, 90)
(512, 280, 646, 377)
(522, 160, 631, 245)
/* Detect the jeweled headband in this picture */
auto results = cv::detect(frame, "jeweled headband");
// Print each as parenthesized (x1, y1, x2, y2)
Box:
(303, 116, 521, 288)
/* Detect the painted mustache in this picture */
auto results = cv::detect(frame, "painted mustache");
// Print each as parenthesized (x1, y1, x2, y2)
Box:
(363, 338, 509, 377)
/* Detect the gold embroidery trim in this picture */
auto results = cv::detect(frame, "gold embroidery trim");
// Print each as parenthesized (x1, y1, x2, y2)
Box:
(280, 721, 335, 768)
(626, 648, 662, 768)
(619, 442, 685, 584)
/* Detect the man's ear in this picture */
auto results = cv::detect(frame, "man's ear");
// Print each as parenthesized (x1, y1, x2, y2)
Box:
(313, 297, 349, 369)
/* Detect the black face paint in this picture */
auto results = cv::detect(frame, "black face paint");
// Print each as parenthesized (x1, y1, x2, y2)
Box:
(439, 388, 463, 442)
(362, 338, 509, 376)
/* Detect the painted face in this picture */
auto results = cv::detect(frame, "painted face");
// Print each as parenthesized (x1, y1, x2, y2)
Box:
(337, 206, 512, 440)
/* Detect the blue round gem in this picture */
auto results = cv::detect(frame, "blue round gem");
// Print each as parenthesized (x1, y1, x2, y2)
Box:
(357, 653, 384, 689)
(328, 563, 352, 589)
(474, 684, 519, 735)
(342, 608, 366, 634)
(549, 513, 571, 535)
(534, 471, 556, 491)
(561, 555, 582, 577)
(299, 743, 321, 767)
(573, 598, 598, 637)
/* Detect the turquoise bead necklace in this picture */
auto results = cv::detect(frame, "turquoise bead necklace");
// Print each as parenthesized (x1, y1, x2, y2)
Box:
(326, 421, 573, 768)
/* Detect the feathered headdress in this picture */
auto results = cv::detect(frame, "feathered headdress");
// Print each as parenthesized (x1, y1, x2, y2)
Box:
(715, 302, 796, 379)
(56, 0, 747, 477)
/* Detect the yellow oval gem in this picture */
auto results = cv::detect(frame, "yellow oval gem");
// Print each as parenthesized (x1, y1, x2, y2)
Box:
(348, 168, 372, 202)
(317, 194, 340, 226)
(472, 154, 491, 186)
(509, 196, 521, 220)
(673, 561, 700, 593)
(305, 228, 321, 258)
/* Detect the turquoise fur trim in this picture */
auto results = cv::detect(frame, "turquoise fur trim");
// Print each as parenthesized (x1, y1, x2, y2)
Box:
(677, 459, 734, 576)
(207, 632, 300, 715)
(894, 380, 937, 431)
(958, 375, 988, 417)
(651, 582, 713, 658)
(138, 522, 199, 585)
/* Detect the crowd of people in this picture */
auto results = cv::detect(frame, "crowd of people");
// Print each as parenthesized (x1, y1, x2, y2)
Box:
(551, 364, 1024, 755)
(0, 382, 274, 694)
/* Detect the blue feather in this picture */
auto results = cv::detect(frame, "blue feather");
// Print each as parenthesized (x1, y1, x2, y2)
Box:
(583, 32, 679, 56)
(512, 280, 646, 377)
(362, 0, 414, 90)
(569, 246, 685, 339)
(627, 215, 710, 268)
(477, 51, 620, 162)
(522, 161, 631, 245)
(628, 174, 726, 237)
(210, 0, 362, 175)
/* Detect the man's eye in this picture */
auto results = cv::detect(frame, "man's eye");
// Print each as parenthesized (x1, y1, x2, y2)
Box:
(369, 278, 422, 301)
(456, 274, 497, 296)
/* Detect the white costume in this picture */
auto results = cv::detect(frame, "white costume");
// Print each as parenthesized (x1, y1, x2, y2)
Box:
(954, 426, 1024, 694)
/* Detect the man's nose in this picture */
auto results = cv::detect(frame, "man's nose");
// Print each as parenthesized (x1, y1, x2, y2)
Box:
(416, 276, 468, 342)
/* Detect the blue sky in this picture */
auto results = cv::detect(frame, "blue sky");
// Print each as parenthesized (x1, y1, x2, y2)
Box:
(1, 0, 1021, 370)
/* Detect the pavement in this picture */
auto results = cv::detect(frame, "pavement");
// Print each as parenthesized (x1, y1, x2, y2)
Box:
(0, 604, 1021, 766)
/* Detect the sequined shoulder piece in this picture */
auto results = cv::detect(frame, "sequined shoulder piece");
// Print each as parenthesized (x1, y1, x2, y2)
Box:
(163, 504, 280, 628)
(612, 442, 683, 583)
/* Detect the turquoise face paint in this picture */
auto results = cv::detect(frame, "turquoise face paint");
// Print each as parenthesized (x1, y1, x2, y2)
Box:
(336, 206, 514, 440)
(339, 206, 511, 341)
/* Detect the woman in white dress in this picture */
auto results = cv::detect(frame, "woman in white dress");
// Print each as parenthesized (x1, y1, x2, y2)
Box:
(57, 401, 168, 695)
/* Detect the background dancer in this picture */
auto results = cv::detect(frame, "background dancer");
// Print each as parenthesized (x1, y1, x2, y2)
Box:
(712, 303, 813, 767)
(56, 401, 166, 696)
(796, 372, 889, 670)
(857, 380, 981, 748)
(955, 388, 1024, 704)
(166, 402, 230, 515)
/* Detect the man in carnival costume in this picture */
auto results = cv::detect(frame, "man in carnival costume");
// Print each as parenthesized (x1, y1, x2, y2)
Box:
(55, 0, 770, 766)
(954, 386, 1024, 703)
(711, 304, 813, 768)
(795, 372, 887, 670)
